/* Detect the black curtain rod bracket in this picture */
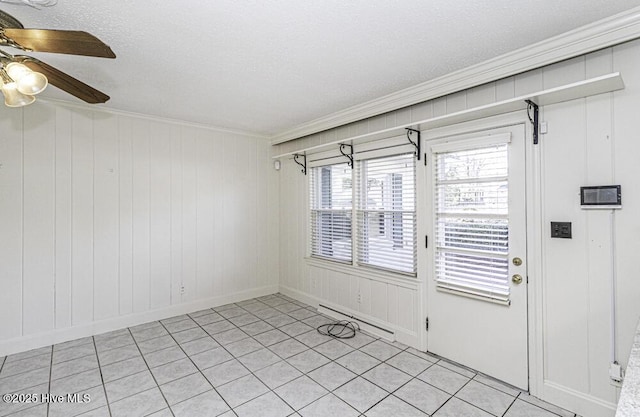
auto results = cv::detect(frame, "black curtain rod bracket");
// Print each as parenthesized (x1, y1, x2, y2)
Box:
(406, 128, 421, 160)
(339, 144, 354, 168)
(293, 153, 307, 175)
(525, 100, 540, 145)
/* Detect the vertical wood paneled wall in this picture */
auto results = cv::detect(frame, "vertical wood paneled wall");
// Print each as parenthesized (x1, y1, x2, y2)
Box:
(0, 104, 279, 355)
(275, 40, 640, 417)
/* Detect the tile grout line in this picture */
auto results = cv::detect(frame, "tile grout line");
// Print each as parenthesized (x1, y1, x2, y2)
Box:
(473, 372, 524, 396)
(186, 303, 297, 412)
(46, 355, 100, 386)
(353, 348, 434, 415)
(356, 351, 426, 416)
(46, 345, 53, 417)
(242, 297, 402, 412)
(182, 302, 309, 411)
(212, 303, 318, 413)
(125, 327, 174, 416)
(53, 337, 94, 353)
(0, 349, 54, 417)
(424, 366, 546, 417)
(501, 394, 568, 417)
(455, 372, 530, 417)
(188, 305, 273, 407)
(517, 392, 576, 417)
(261, 296, 469, 415)
(0, 352, 91, 386)
(394, 350, 523, 417)
(501, 396, 518, 417)
(287, 323, 394, 413)
(91, 336, 114, 417)
(229, 303, 324, 416)
(427, 374, 477, 417)
(183, 300, 327, 413)
(155, 312, 235, 415)
(216, 298, 388, 414)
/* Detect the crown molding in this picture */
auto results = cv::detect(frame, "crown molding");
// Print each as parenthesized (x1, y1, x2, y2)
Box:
(35, 97, 270, 140)
(270, 6, 640, 145)
(272, 72, 624, 158)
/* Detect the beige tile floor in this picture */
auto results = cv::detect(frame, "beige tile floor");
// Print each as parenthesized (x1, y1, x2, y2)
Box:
(0, 293, 578, 417)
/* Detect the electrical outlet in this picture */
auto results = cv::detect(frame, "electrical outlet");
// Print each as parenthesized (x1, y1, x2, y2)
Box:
(609, 362, 624, 386)
(551, 222, 572, 239)
(180, 284, 185, 295)
(357, 292, 362, 304)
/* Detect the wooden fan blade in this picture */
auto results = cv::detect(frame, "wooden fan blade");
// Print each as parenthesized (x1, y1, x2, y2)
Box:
(17, 57, 110, 104)
(3, 29, 115, 58)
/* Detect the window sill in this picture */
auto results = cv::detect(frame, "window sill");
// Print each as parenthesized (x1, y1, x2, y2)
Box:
(305, 257, 421, 290)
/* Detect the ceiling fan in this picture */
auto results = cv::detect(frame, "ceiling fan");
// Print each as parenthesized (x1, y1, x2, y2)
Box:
(0, 9, 115, 106)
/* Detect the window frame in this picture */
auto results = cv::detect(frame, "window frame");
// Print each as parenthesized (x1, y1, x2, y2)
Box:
(309, 162, 354, 264)
(307, 137, 418, 278)
(354, 152, 417, 276)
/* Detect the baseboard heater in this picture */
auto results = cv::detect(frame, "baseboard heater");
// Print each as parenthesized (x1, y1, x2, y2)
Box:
(318, 304, 394, 336)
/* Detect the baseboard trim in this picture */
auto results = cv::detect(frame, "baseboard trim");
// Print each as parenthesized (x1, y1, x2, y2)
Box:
(542, 380, 617, 417)
(278, 286, 320, 310)
(317, 304, 395, 342)
(0, 285, 278, 357)
(279, 285, 419, 347)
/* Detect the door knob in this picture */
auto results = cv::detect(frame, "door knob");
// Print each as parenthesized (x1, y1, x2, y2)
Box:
(512, 257, 522, 266)
(512, 274, 523, 285)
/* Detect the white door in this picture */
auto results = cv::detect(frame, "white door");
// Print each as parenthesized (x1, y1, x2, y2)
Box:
(426, 124, 528, 389)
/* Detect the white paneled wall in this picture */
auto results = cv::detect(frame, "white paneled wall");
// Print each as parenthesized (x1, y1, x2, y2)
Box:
(276, 40, 640, 417)
(0, 103, 279, 356)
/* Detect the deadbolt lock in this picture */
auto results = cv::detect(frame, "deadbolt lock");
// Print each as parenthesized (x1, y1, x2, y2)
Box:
(512, 257, 522, 266)
(512, 274, 523, 285)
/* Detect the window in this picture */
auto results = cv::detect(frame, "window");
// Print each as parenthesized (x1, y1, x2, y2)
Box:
(309, 150, 417, 276)
(356, 153, 417, 274)
(433, 143, 510, 302)
(309, 163, 352, 262)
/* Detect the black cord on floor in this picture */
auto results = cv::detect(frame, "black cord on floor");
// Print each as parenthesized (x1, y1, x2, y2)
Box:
(317, 320, 360, 339)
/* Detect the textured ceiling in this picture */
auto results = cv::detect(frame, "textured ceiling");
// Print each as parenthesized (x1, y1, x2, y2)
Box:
(1, 1, 640, 137)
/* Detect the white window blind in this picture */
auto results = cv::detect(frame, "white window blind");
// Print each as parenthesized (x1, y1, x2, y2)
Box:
(309, 163, 352, 262)
(433, 144, 510, 303)
(356, 153, 416, 275)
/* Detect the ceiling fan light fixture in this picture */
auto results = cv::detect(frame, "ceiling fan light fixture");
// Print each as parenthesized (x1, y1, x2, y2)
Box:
(5, 62, 48, 95)
(0, 10, 115, 104)
(17, 70, 48, 95)
(5, 62, 30, 79)
(1, 80, 36, 107)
